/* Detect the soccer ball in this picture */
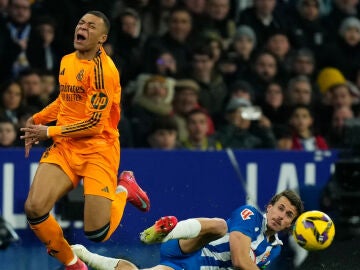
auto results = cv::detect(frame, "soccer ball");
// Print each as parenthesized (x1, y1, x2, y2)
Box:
(292, 210, 335, 251)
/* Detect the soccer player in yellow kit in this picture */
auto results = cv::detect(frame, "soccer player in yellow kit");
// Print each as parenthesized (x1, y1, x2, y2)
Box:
(20, 11, 150, 270)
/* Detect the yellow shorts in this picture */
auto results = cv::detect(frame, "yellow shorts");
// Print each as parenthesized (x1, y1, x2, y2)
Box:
(40, 141, 120, 200)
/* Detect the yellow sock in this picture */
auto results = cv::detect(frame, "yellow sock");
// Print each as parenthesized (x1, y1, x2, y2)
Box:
(102, 191, 126, 241)
(28, 213, 75, 265)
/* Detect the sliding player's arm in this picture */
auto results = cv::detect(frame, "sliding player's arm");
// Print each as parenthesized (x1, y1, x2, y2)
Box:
(230, 231, 260, 270)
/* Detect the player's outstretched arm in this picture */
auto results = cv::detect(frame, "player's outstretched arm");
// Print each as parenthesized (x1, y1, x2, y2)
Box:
(229, 231, 260, 270)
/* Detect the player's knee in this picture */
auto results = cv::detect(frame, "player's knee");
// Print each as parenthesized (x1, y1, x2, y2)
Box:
(84, 222, 110, 242)
(117, 259, 139, 270)
(24, 198, 47, 218)
(211, 218, 228, 237)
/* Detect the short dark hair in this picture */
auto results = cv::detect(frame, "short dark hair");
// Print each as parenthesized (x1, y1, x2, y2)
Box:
(186, 108, 209, 122)
(149, 116, 178, 135)
(86, 10, 111, 34)
(268, 190, 304, 223)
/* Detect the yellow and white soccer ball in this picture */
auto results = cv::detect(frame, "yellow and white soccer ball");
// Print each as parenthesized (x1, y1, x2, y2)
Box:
(292, 210, 335, 251)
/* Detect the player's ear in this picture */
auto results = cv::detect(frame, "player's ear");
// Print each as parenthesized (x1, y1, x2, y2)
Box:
(99, 34, 107, 44)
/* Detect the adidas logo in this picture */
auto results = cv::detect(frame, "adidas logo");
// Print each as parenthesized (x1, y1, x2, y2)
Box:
(60, 68, 65, 75)
(101, 186, 109, 193)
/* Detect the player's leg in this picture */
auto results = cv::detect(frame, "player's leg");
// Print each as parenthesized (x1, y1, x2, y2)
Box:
(72, 244, 138, 270)
(178, 218, 228, 253)
(25, 162, 84, 268)
(141, 216, 227, 253)
(83, 143, 149, 242)
(72, 244, 175, 270)
(83, 171, 149, 242)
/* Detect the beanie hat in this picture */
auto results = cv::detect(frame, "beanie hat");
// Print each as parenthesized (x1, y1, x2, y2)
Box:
(316, 67, 346, 94)
(225, 97, 252, 112)
(339, 17, 360, 37)
(234, 25, 256, 46)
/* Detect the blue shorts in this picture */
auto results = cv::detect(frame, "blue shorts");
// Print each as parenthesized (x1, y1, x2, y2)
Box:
(159, 240, 201, 270)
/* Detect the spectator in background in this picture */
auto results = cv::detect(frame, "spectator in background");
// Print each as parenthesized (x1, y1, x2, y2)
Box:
(289, 0, 328, 55)
(172, 79, 214, 142)
(316, 66, 347, 105)
(264, 30, 293, 78)
(107, 8, 145, 87)
(200, 31, 224, 66)
(246, 50, 280, 103)
(327, 106, 354, 148)
(152, 50, 178, 78)
(26, 16, 62, 75)
(201, 0, 236, 46)
(17, 68, 44, 110)
(261, 81, 291, 140)
(189, 45, 228, 127)
(288, 48, 319, 93)
(0, 118, 18, 147)
(286, 75, 314, 107)
(226, 80, 255, 103)
(0, 80, 26, 128)
(0, 0, 32, 82)
(39, 0, 114, 53)
(142, 7, 194, 77)
(146, 115, 179, 150)
(141, 0, 179, 38)
(181, 0, 207, 33)
(39, 70, 58, 106)
(329, 81, 360, 112)
(129, 74, 175, 147)
(289, 104, 328, 150)
(237, 0, 289, 50)
(323, 0, 360, 40)
(219, 25, 257, 84)
(0, 0, 8, 24)
(216, 97, 276, 149)
(180, 108, 222, 150)
(319, 16, 360, 82)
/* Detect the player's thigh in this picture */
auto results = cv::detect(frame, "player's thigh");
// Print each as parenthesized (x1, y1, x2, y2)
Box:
(25, 163, 73, 217)
(83, 194, 112, 231)
(179, 218, 227, 253)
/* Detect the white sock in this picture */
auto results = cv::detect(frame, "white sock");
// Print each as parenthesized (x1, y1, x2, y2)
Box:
(72, 245, 119, 270)
(162, 219, 201, 242)
(116, 185, 127, 194)
(67, 255, 78, 266)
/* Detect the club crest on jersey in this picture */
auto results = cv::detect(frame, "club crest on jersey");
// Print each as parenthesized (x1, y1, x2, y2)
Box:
(76, 69, 84, 81)
(241, 209, 254, 220)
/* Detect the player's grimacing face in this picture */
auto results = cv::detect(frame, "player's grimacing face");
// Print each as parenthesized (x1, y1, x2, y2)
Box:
(74, 14, 107, 51)
(266, 196, 297, 232)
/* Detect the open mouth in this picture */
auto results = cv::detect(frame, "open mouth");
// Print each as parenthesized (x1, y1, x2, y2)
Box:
(76, 33, 86, 42)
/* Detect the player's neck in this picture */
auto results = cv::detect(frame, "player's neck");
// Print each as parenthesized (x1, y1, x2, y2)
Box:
(76, 46, 101, 60)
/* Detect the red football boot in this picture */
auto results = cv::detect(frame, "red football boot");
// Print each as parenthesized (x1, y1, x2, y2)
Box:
(118, 171, 150, 212)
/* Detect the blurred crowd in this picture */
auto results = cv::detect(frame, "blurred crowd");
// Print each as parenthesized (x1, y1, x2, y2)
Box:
(0, 0, 360, 151)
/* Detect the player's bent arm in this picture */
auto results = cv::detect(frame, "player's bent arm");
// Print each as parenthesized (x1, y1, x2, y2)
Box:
(229, 231, 260, 270)
(33, 98, 61, 125)
(47, 112, 105, 138)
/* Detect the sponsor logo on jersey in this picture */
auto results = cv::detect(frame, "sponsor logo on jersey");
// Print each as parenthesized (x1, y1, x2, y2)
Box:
(91, 92, 108, 110)
(241, 209, 254, 220)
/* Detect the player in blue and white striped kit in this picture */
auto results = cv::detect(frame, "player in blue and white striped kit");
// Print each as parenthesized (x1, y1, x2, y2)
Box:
(72, 190, 304, 270)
